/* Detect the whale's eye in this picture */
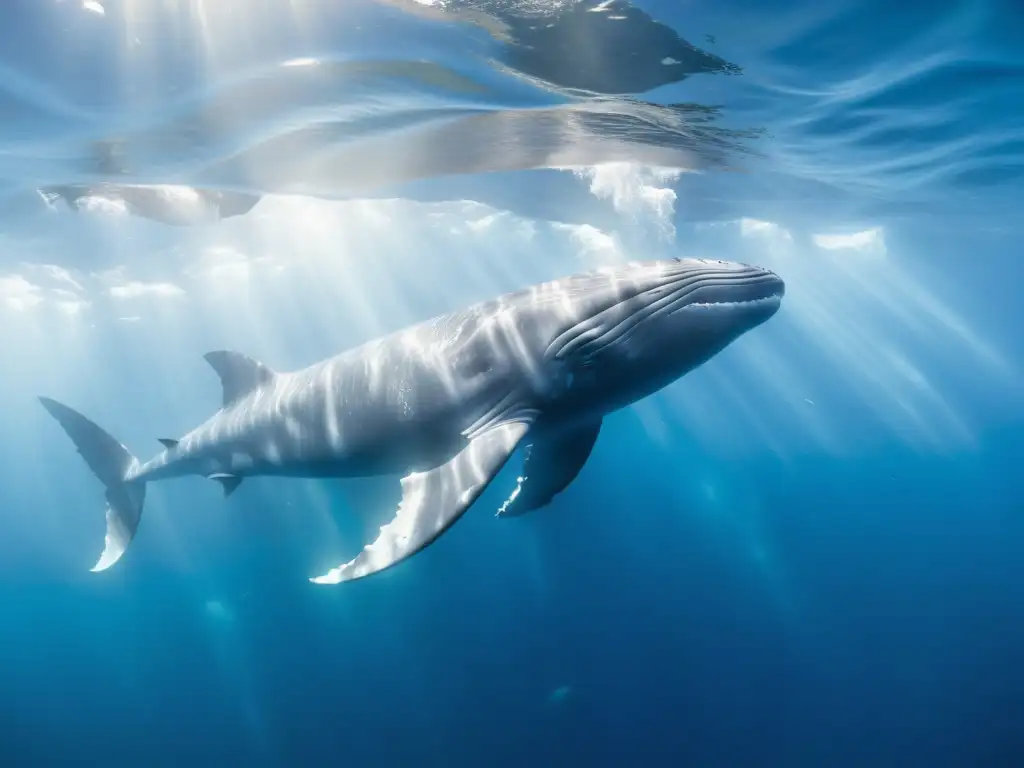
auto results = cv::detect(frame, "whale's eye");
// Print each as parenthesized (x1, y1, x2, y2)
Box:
(454, 340, 495, 378)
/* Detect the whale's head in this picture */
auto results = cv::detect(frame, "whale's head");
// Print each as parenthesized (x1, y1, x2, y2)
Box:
(517, 258, 785, 412)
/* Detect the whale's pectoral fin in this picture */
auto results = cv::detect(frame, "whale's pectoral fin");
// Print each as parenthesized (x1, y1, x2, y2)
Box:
(311, 419, 531, 585)
(203, 350, 277, 407)
(497, 419, 601, 518)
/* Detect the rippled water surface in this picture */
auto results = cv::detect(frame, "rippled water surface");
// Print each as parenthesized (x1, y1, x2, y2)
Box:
(1, 1, 1023, 766)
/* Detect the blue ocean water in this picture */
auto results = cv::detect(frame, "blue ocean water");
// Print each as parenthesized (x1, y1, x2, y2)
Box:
(1, 0, 1022, 764)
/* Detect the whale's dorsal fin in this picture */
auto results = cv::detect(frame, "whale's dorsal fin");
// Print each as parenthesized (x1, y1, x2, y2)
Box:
(496, 419, 602, 518)
(203, 350, 277, 407)
(157, 438, 179, 450)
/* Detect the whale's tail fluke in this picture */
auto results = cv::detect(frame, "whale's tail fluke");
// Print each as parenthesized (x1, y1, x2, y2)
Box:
(38, 397, 146, 572)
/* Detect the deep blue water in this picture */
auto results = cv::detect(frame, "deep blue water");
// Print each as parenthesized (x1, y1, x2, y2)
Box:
(1, 0, 1022, 765)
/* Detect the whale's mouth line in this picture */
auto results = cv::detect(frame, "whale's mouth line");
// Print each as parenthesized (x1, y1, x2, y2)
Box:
(682, 294, 783, 310)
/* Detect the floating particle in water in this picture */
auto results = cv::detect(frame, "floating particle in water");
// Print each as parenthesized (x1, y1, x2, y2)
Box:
(548, 685, 572, 704)
(82, 0, 105, 15)
(204, 599, 232, 622)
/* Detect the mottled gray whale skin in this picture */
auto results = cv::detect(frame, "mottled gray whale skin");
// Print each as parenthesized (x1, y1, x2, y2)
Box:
(39, 258, 784, 584)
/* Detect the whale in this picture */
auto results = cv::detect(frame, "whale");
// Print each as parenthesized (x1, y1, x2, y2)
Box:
(39, 257, 784, 584)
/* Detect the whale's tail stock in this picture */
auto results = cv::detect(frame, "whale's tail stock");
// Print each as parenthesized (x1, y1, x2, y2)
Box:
(38, 396, 146, 572)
